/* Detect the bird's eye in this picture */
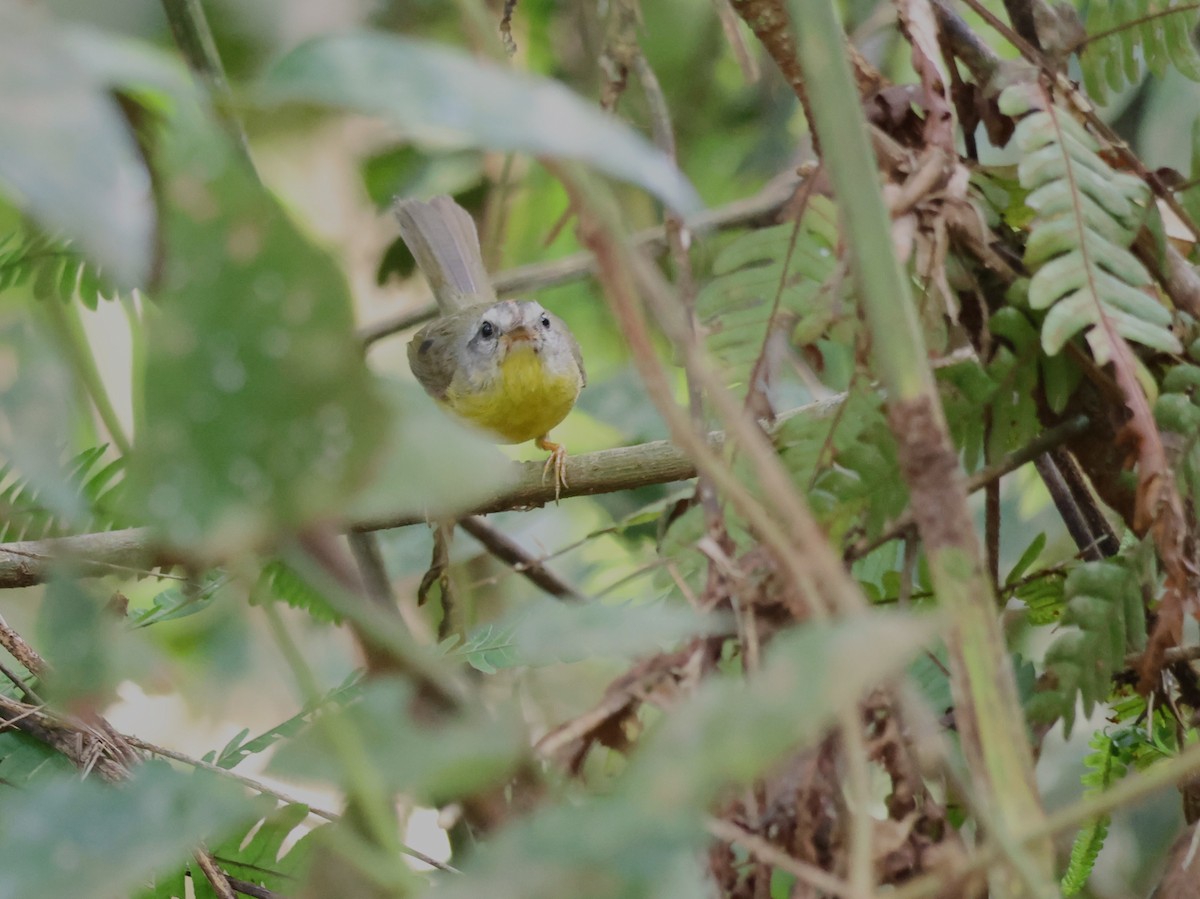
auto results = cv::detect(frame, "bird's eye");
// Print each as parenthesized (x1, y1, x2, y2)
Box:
(479, 321, 495, 339)
(540, 315, 551, 329)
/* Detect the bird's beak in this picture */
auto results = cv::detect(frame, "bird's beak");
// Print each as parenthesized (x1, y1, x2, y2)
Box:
(503, 325, 534, 347)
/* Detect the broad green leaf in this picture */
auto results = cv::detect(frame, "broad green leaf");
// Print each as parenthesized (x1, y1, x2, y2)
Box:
(126, 116, 387, 552)
(0, 321, 87, 533)
(270, 678, 526, 804)
(624, 613, 936, 808)
(0, 6, 154, 288)
(346, 379, 517, 523)
(254, 31, 701, 215)
(35, 577, 141, 708)
(0, 762, 253, 899)
(480, 597, 723, 667)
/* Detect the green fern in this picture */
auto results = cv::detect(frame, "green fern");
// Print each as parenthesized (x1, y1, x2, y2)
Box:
(139, 800, 320, 899)
(1079, 1, 1200, 106)
(253, 559, 342, 622)
(1061, 730, 1129, 894)
(210, 674, 362, 769)
(0, 445, 125, 542)
(695, 196, 841, 386)
(1025, 559, 1146, 736)
(1155, 362, 1200, 501)
(441, 623, 521, 674)
(1000, 84, 1180, 364)
(0, 230, 120, 309)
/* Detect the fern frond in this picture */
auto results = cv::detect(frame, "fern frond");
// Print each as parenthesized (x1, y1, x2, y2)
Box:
(1079, 1, 1200, 104)
(253, 559, 342, 622)
(695, 196, 840, 386)
(1000, 85, 1181, 363)
(1062, 729, 1130, 894)
(0, 229, 120, 308)
(1025, 560, 1146, 736)
(1155, 362, 1200, 501)
(0, 445, 125, 542)
(141, 801, 320, 899)
(210, 674, 362, 769)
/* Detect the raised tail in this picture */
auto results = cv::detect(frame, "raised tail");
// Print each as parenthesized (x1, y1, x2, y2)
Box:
(392, 196, 496, 314)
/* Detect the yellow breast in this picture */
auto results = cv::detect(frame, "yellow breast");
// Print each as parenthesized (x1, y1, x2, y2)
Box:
(444, 347, 581, 444)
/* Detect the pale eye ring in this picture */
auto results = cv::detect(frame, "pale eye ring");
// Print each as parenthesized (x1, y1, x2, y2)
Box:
(479, 321, 495, 339)
(540, 314, 551, 329)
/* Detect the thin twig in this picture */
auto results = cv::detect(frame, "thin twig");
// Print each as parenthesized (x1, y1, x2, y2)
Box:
(193, 849, 237, 899)
(458, 516, 586, 601)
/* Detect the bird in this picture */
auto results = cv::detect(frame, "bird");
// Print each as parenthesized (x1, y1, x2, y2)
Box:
(393, 195, 585, 498)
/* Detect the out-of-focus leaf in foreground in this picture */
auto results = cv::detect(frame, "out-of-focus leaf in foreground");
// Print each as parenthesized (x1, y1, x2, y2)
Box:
(346, 379, 516, 523)
(433, 614, 935, 899)
(0, 762, 252, 899)
(270, 678, 526, 805)
(253, 31, 702, 215)
(0, 6, 154, 289)
(126, 115, 388, 551)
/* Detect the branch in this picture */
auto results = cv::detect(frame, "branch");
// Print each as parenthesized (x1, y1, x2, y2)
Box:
(0, 398, 845, 590)
(358, 175, 799, 346)
(458, 516, 586, 601)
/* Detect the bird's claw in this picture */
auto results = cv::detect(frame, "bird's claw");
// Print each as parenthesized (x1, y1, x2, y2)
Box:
(538, 439, 568, 503)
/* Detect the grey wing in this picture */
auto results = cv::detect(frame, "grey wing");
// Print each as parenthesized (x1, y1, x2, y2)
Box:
(407, 316, 464, 400)
(393, 196, 496, 315)
(564, 320, 586, 388)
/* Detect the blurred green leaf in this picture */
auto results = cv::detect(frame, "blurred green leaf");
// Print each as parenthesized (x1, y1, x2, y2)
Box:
(126, 115, 388, 551)
(346, 379, 516, 523)
(270, 678, 526, 804)
(36, 577, 134, 708)
(624, 613, 935, 808)
(0, 6, 155, 288)
(253, 31, 701, 214)
(0, 320, 86, 530)
(461, 597, 724, 668)
(0, 762, 253, 899)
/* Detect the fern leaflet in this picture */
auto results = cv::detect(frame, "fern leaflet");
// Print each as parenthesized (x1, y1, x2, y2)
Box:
(1062, 729, 1129, 894)
(0, 230, 120, 308)
(0, 445, 125, 541)
(1000, 84, 1180, 363)
(1025, 559, 1146, 736)
(1078, 1, 1200, 105)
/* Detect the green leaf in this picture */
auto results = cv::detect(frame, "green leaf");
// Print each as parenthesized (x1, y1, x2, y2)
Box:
(1006, 532, 1047, 585)
(162, 801, 319, 899)
(125, 115, 388, 551)
(270, 678, 526, 805)
(472, 597, 722, 668)
(1061, 729, 1131, 894)
(1007, 89, 1180, 362)
(1079, 1, 1200, 105)
(624, 613, 935, 808)
(0, 7, 155, 288)
(36, 578, 131, 708)
(345, 379, 517, 524)
(1028, 560, 1145, 736)
(254, 31, 700, 215)
(0, 762, 253, 899)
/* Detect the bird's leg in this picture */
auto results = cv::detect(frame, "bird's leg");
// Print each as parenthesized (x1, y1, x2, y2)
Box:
(536, 435, 568, 502)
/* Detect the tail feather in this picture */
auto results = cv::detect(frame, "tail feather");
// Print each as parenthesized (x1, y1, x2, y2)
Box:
(392, 196, 495, 314)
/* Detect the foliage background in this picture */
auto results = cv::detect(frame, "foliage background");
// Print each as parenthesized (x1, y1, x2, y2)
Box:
(2, 0, 1200, 897)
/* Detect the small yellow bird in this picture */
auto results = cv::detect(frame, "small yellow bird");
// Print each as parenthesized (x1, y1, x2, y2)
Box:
(393, 196, 585, 495)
